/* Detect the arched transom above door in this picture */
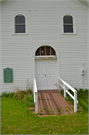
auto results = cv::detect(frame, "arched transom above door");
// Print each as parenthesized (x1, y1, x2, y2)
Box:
(35, 46, 57, 60)
(35, 46, 56, 56)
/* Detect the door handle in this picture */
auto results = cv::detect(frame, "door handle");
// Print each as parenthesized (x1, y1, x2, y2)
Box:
(45, 74, 46, 76)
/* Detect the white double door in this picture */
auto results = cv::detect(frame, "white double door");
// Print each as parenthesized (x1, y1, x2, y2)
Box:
(35, 59, 57, 90)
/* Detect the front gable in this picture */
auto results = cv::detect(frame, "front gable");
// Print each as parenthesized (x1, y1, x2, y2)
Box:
(0, 0, 89, 93)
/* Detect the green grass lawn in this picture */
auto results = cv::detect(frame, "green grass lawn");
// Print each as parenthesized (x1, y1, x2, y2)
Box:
(1, 90, 88, 134)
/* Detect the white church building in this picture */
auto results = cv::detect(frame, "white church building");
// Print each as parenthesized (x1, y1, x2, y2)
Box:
(0, 0, 89, 94)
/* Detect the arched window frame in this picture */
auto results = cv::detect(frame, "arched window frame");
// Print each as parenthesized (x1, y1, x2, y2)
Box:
(35, 46, 56, 56)
(62, 14, 76, 34)
(12, 13, 28, 34)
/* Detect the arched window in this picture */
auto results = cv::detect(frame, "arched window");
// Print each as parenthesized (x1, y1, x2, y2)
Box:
(63, 15, 73, 33)
(35, 46, 56, 56)
(15, 15, 25, 33)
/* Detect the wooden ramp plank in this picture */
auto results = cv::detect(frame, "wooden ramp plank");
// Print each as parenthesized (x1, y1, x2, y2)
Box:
(47, 90, 58, 115)
(47, 90, 58, 114)
(38, 90, 73, 115)
(50, 90, 65, 115)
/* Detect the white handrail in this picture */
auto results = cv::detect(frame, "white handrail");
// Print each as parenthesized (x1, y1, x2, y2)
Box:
(58, 77, 76, 92)
(34, 78, 38, 114)
(58, 77, 78, 112)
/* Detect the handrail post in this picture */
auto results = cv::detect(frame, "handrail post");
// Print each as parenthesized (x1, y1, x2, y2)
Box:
(64, 84, 66, 98)
(58, 77, 78, 112)
(74, 91, 77, 112)
(33, 85, 35, 103)
(35, 92, 38, 114)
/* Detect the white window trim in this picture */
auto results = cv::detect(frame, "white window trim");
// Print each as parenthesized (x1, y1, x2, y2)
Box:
(12, 12, 28, 35)
(61, 13, 76, 35)
(35, 56, 57, 60)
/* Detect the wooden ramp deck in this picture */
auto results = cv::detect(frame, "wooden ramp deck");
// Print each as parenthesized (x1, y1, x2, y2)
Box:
(38, 90, 73, 115)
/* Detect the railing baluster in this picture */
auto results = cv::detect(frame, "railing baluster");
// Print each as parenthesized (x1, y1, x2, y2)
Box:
(64, 84, 66, 98)
(74, 91, 77, 112)
(35, 91, 38, 114)
(34, 79, 38, 114)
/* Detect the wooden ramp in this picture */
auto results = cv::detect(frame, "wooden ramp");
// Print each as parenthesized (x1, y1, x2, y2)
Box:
(38, 90, 73, 115)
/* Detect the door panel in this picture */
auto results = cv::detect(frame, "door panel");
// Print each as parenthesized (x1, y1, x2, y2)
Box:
(35, 59, 57, 90)
(47, 60, 57, 89)
(35, 60, 47, 90)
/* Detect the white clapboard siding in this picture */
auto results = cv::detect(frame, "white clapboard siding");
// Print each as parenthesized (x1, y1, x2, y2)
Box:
(0, 0, 89, 93)
(0, 2, 3, 95)
(88, 7, 89, 88)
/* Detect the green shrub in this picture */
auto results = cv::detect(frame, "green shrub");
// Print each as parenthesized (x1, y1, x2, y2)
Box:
(65, 96, 73, 101)
(21, 94, 34, 107)
(1, 92, 9, 97)
(1, 92, 15, 98)
(26, 89, 33, 95)
(84, 89, 88, 92)
(61, 89, 74, 97)
(61, 88, 88, 96)
(76, 88, 88, 93)
(1, 88, 34, 109)
(14, 89, 33, 100)
(79, 88, 84, 92)
(8, 92, 15, 97)
(14, 90, 24, 100)
(68, 89, 74, 95)
(23, 94, 34, 102)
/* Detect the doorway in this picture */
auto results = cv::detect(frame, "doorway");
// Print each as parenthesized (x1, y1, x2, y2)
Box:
(35, 45, 57, 90)
(35, 59, 57, 90)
